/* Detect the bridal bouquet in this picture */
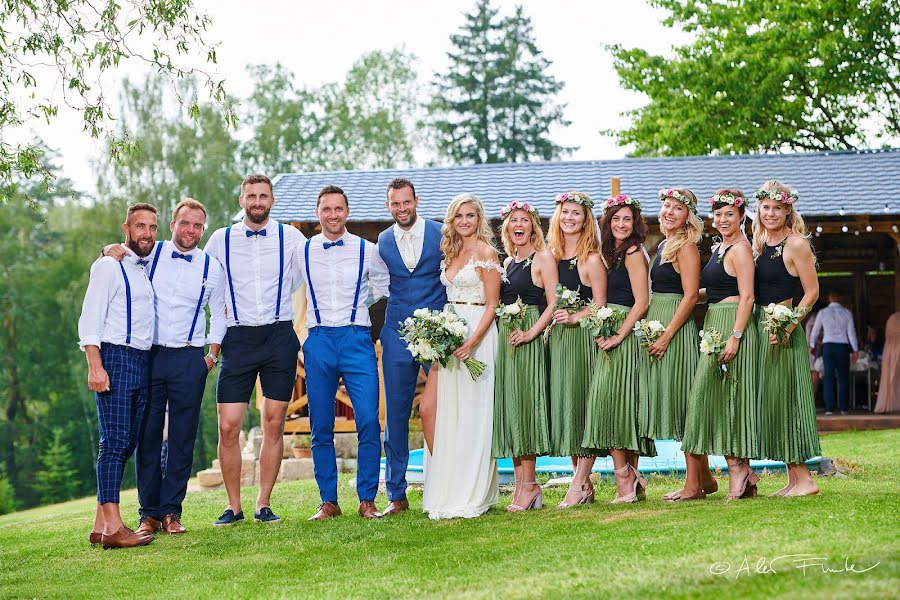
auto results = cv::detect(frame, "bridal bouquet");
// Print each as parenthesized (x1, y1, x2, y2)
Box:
(633, 319, 666, 362)
(399, 307, 486, 380)
(699, 329, 729, 380)
(761, 302, 805, 362)
(543, 284, 581, 341)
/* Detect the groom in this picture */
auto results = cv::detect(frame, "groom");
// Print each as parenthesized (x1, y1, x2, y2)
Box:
(377, 178, 446, 515)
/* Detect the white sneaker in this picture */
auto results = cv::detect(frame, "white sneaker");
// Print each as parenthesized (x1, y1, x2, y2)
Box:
(824, 411, 834, 416)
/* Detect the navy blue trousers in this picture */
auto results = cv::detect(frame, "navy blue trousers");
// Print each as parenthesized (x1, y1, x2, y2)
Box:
(96, 344, 149, 504)
(137, 346, 208, 519)
(822, 342, 851, 412)
(304, 326, 381, 504)
(380, 325, 430, 501)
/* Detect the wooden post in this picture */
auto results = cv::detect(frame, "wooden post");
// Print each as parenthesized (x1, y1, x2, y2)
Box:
(611, 176, 621, 197)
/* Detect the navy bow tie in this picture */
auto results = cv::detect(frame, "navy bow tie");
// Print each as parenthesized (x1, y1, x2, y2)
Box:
(323, 239, 344, 249)
(137, 259, 149, 267)
(172, 251, 193, 262)
(246, 229, 267, 237)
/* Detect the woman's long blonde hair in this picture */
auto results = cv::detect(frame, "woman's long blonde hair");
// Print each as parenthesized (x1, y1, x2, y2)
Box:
(500, 210, 545, 258)
(547, 200, 600, 263)
(440, 193, 495, 265)
(660, 188, 703, 263)
(751, 180, 809, 256)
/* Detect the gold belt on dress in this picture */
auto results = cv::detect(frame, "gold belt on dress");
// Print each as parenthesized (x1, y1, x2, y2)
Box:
(450, 301, 485, 307)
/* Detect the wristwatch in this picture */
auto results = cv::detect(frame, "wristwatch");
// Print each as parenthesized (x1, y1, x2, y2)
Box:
(205, 353, 219, 366)
(730, 330, 743, 340)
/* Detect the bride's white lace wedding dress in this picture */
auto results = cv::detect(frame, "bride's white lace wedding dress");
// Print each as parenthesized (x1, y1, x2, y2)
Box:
(422, 257, 501, 520)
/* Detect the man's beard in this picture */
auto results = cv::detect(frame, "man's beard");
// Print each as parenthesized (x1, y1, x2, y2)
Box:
(127, 238, 153, 257)
(247, 206, 271, 225)
(394, 210, 417, 228)
(173, 233, 199, 252)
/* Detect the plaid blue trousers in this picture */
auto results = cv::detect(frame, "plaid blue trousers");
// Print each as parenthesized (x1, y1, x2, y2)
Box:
(96, 344, 149, 504)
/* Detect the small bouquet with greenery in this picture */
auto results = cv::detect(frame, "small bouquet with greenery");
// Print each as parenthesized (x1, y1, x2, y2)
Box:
(581, 303, 627, 360)
(495, 296, 529, 330)
(761, 302, 805, 362)
(400, 307, 486, 380)
(543, 284, 581, 341)
(699, 329, 729, 380)
(633, 319, 666, 362)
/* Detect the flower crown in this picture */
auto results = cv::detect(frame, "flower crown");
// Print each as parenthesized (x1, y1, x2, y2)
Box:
(600, 194, 642, 215)
(500, 200, 540, 222)
(658, 188, 698, 214)
(709, 192, 745, 208)
(754, 188, 799, 205)
(555, 191, 594, 209)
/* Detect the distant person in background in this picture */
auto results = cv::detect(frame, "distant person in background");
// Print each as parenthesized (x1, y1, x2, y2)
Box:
(809, 290, 858, 415)
(805, 299, 827, 396)
(875, 311, 900, 414)
(862, 324, 884, 363)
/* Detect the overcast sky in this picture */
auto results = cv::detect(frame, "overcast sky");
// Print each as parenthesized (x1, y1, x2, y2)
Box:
(21, 0, 689, 195)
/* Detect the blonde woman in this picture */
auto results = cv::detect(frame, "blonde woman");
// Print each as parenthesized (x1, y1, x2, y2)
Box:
(752, 181, 821, 497)
(421, 193, 501, 519)
(546, 191, 607, 508)
(640, 188, 715, 502)
(492, 201, 558, 512)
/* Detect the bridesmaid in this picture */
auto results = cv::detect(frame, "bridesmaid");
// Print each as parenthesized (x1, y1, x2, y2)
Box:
(681, 189, 761, 500)
(752, 181, 821, 497)
(492, 201, 558, 512)
(640, 188, 715, 501)
(546, 191, 607, 508)
(582, 195, 656, 504)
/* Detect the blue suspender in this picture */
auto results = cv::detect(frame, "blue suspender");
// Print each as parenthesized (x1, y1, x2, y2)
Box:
(224, 226, 239, 324)
(304, 239, 321, 325)
(148, 241, 163, 281)
(350, 239, 365, 324)
(118, 262, 132, 345)
(275, 223, 284, 319)
(187, 254, 210, 343)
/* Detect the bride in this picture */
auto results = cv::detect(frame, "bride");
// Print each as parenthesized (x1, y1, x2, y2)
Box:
(420, 193, 501, 520)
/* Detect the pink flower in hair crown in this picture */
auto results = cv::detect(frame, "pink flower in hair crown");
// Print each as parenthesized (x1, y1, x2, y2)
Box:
(708, 193, 745, 208)
(554, 191, 594, 209)
(500, 199, 541, 222)
(600, 194, 642, 215)
(658, 188, 698, 214)
(754, 188, 799, 205)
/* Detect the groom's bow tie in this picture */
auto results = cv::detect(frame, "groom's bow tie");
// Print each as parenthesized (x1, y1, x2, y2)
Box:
(323, 239, 344, 250)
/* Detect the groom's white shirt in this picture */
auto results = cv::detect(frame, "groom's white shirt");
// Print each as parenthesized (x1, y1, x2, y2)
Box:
(392, 216, 425, 272)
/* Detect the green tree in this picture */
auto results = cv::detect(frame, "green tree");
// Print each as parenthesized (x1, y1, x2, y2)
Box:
(1, 0, 235, 206)
(0, 464, 16, 515)
(430, 0, 572, 164)
(35, 428, 81, 505)
(608, 0, 900, 156)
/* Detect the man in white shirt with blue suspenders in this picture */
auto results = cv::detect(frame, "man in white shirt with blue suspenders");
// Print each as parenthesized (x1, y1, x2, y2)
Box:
(204, 174, 306, 526)
(78, 203, 158, 549)
(303, 185, 390, 521)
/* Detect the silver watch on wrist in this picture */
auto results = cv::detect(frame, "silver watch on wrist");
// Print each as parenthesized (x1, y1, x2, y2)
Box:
(731, 330, 743, 340)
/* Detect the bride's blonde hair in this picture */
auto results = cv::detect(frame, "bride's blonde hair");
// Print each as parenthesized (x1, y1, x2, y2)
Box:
(659, 188, 703, 263)
(751, 180, 809, 256)
(440, 193, 495, 265)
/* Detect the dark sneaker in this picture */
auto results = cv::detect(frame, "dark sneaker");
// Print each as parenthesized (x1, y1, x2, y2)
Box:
(254, 507, 282, 523)
(213, 509, 244, 527)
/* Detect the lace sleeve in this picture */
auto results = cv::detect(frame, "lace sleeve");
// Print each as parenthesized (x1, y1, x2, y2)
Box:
(473, 259, 506, 279)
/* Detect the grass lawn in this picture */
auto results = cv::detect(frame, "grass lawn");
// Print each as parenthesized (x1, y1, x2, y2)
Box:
(1, 429, 897, 599)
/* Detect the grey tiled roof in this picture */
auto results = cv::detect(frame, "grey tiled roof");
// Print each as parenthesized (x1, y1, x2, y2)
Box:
(260, 149, 900, 223)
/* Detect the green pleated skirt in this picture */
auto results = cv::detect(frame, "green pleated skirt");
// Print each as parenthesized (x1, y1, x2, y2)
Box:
(755, 307, 822, 463)
(582, 304, 657, 457)
(548, 320, 596, 456)
(492, 306, 551, 458)
(638, 292, 699, 441)
(681, 302, 761, 459)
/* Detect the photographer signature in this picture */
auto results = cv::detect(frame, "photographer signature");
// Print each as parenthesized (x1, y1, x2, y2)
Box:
(710, 555, 880, 579)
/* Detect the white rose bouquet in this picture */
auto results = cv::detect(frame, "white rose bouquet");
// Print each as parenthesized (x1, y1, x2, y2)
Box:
(633, 319, 666, 362)
(698, 329, 729, 380)
(581, 303, 628, 360)
(761, 302, 805, 362)
(543, 284, 581, 341)
(495, 296, 528, 330)
(399, 307, 486, 380)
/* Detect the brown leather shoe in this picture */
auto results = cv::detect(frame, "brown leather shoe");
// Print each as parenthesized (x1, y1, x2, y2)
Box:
(101, 525, 154, 549)
(162, 513, 186, 534)
(380, 499, 409, 516)
(308, 502, 342, 521)
(358, 500, 382, 519)
(136, 516, 162, 536)
(89, 531, 102, 546)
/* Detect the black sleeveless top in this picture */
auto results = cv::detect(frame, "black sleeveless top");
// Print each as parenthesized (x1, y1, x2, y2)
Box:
(703, 245, 740, 303)
(501, 254, 547, 313)
(557, 256, 593, 303)
(607, 251, 638, 307)
(755, 238, 800, 305)
(650, 242, 684, 294)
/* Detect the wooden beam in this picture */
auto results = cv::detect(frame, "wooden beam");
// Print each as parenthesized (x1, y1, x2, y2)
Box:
(611, 177, 621, 197)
